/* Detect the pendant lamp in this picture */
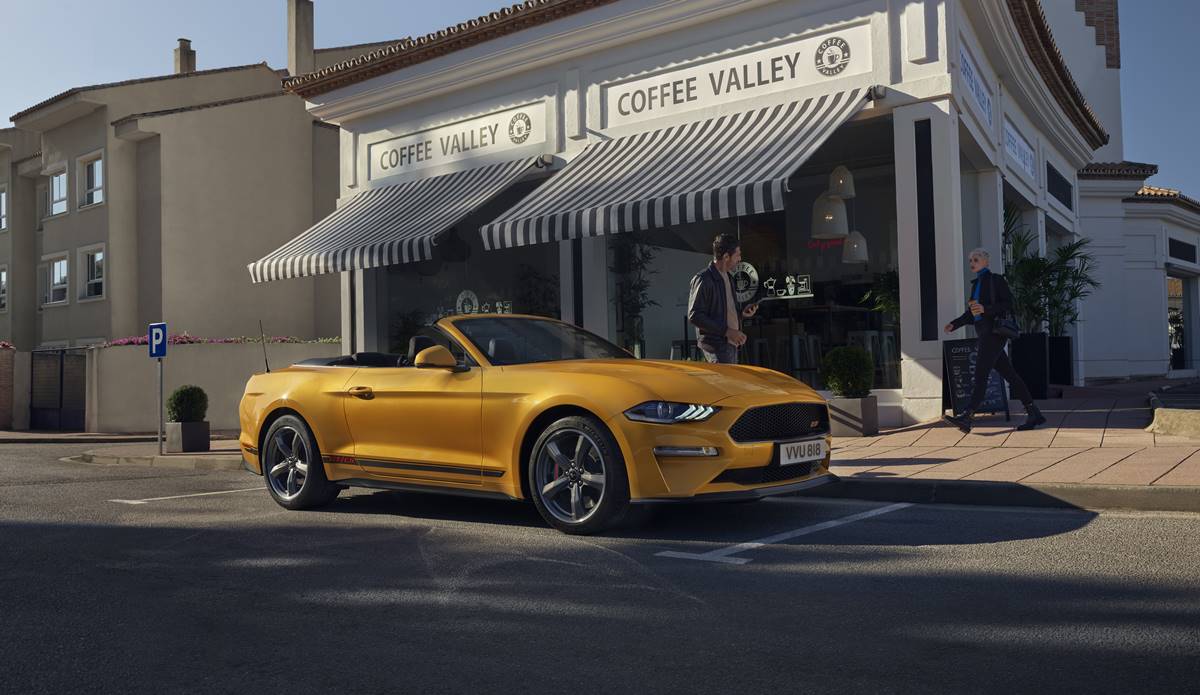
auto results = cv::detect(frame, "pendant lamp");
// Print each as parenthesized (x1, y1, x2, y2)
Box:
(828, 165, 856, 199)
(842, 230, 869, 264)
(811, 192, 849, 240)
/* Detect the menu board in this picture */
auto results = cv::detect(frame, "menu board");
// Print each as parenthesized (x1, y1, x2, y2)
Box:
(942, 339, 1010, 418)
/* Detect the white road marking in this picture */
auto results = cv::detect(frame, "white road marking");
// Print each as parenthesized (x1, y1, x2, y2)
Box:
(109, 488, 262, 505)
(657, 502, 914, 564)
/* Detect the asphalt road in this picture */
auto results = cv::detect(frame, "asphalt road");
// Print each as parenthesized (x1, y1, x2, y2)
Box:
(2, 444, 1199, 694)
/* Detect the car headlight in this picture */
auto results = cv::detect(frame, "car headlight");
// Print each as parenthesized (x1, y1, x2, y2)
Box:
(624, 401, 720, 424)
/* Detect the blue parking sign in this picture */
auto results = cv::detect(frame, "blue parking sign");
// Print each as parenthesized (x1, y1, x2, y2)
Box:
(148, 323, 167, 358)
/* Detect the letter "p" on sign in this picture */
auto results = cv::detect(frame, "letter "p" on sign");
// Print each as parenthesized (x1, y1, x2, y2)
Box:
(148, 323, 167, 358)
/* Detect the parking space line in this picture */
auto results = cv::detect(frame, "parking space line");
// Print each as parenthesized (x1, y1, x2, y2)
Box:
(656, 502, 913, 564)
(109, 488, 262, 505)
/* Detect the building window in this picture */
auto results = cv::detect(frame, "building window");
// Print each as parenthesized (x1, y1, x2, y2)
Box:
(48, 170, 68, 216)
(0, 266, 8, 312)
(1046, 163, 1074, 211)
(78, 151, 104, 207)
(0, 186, 8, 230)
(41, 255, 68, 305)
(79, 245, 105, 299)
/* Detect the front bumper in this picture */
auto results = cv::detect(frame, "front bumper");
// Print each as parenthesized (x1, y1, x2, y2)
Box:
(607, 396, 832, 501)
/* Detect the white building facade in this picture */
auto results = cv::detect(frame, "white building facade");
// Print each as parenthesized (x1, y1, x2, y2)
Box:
(259, 0, 1168, 425)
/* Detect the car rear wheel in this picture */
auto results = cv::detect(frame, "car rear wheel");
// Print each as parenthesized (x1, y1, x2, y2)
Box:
(262, 415, 340, 510)
(529, 415, 631, 535)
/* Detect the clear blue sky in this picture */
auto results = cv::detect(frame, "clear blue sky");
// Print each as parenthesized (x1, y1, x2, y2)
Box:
(1, 0, 1196, 196)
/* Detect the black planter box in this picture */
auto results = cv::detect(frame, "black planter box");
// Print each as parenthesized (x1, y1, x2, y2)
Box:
(1048, 336, 1073, 385)
(166, 421, 210, 453)
(1011, 332, 1049, 400)
(828, 395, 879, 437)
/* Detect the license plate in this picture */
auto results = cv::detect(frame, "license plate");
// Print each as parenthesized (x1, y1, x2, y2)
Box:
(778, 439, 827, 466)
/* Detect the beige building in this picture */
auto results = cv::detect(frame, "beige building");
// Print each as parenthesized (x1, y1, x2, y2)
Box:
(0, 1, 380, 350)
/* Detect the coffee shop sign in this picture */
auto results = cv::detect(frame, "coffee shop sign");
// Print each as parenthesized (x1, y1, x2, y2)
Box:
(604, 23, 871, 128)
(369, 102, 546, 181)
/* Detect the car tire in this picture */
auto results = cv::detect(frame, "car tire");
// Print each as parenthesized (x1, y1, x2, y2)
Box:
(528, 415, 632, 535)
(261, 414, 340, 510)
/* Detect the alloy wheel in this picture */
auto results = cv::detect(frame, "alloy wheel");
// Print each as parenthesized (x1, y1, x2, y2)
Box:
(266, 426, 309, 500)
(534, 428, 607, 524)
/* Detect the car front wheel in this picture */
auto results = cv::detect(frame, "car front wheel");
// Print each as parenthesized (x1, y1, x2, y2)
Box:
(529, 415, 632, 535)
(262, 414, 340, 510)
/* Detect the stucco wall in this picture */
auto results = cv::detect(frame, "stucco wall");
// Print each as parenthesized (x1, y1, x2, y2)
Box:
(147, 94, 338, 340)
(85, 342, 341, 433)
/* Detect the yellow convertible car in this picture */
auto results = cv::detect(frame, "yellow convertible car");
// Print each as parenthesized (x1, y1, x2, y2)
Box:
(239, 315, 833, 534)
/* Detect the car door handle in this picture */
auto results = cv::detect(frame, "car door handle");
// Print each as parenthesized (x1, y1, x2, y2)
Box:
(348, 386, 374, 400)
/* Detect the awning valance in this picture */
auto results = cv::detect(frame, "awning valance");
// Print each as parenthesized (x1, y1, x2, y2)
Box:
(249, 157, 541, 283)
(480, 88, 869, 250)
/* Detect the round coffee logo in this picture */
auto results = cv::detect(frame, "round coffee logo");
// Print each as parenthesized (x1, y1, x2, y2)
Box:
(508, 112, 532, 144)
(455, 290, 480, 315)
(815, 37, 851, 77)
(732, 262, 759, 304)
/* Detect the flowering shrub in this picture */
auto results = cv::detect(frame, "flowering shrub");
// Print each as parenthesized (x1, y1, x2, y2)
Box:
(0, 341, 14, 350)
(104, 333, 339, 347)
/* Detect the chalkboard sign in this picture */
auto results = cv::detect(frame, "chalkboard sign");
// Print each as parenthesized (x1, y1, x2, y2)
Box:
(942, 339, 1011, 419)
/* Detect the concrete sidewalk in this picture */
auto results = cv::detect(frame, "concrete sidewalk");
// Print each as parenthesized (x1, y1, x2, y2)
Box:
(823, 380, 1200, 512)
(77, 439, 244, 471)
(0, 430, 238, 444)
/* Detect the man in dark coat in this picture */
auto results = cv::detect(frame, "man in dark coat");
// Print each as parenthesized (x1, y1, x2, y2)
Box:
(687, 233, 758, 364)
(944, 248, 1046, 433)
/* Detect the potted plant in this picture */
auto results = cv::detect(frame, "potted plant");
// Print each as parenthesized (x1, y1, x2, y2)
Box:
(609, 234, 659, 357)
(166, 384, 210, 453)
(821, 346, 878, 436)
(1045, 238, 1100, 385)
(1004, 228, 1052, 400)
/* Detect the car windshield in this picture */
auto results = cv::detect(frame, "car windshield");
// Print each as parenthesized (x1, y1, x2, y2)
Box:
(454, 317, 631, 365)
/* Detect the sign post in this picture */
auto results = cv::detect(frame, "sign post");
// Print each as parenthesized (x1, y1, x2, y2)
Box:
(148, 323, 168, 455)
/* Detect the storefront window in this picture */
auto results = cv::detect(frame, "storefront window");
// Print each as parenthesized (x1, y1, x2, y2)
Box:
(607, 122, 901, 389)
(385, 179, 561, 354)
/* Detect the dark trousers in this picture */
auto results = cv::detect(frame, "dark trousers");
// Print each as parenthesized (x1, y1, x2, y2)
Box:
(701, 341, 738, 365)
(968, 333, 1034, 412)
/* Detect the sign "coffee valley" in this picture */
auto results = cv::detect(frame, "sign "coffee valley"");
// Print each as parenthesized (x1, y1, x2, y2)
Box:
(604, 23, 871, 128)
(368, 102, 547, 180)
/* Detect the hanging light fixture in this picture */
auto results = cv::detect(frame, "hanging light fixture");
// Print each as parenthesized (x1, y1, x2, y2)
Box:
(827, 165, 856, 199)
(842, 230, 869, 264)
(811, 192, 849, 239)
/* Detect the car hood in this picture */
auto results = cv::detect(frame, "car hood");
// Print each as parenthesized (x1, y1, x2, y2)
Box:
(503, 359, 819, 404)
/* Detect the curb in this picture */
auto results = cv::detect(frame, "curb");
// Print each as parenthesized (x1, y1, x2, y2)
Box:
(807, 476, 1200, 514)
(2, 436, 160, 445)
(77, 450, 246, 472)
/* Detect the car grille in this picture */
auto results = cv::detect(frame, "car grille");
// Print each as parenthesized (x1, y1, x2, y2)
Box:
(728, 403, 829, 443)
(713, 461, 819, 486)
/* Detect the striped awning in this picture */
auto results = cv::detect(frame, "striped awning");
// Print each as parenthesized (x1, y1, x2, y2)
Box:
(249, 157, 541, 283)
(480, 88, 869, 249)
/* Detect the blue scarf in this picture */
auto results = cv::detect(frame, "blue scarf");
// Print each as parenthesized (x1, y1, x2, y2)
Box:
(971, 267, 990, 322)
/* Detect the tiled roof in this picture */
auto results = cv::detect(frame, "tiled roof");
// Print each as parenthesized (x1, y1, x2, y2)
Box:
(1006, 0, 1109, 150)
(314, 39, 401, 54)
(1126, 185, 1200, 215)
(111, 91, 290, 126)
(284, 0, 618, 98)
(10, 63, 271, 123)
(1078, 161, 1159, 179)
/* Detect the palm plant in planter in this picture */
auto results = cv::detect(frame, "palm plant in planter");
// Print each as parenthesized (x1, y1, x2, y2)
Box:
(1046, 238, 1100, 385)
(166, 385, 209, 453)
(609, 235, 659, 357)
(821, 346, 878, 436)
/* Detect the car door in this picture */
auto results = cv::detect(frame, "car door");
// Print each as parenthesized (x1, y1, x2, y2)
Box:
(344, 352, 483, 485)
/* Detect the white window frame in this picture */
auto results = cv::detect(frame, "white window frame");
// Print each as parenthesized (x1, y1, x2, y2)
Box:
(46, 166, 68, 218)
(77, 243, 105, 301)
(0, 264, 8, 313)
(42, 253, 69, 306)
(76, 149, 105, 208)
(0, 184, 8, 231)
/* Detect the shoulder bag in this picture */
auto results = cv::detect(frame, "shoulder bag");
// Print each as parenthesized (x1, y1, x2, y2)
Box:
(989, 273, 1020, 340)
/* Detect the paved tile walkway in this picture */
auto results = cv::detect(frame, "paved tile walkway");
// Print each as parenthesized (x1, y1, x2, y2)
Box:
(832, 382, 1200, 487)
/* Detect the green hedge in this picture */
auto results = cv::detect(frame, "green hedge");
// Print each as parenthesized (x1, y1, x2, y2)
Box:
(821, 346, 874, 399)
(167, 385, 208, 423)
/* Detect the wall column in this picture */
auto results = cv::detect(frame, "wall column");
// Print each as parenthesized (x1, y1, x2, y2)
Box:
(893, 99, 965, 423)
(107, 138, 139, 338)
(977, 168, 1005, 260)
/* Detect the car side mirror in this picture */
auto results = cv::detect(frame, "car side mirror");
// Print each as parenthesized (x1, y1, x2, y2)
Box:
(415, 345, 466, 371)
